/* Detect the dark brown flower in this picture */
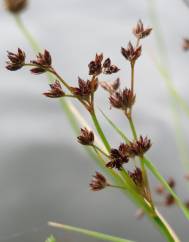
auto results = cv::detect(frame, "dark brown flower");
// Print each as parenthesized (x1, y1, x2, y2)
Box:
(4, 0, 27, 13)
(77, 128, 94, 145)
(88, 53, 103, 76)
(121, 42, 142, 63)
(109, 88, 136, 111)
(90, 172, 109, 191)
(106, 143, 129, 170)
(100, 78, 120, 94)
(128, 167, 143, 186)
(155, 184, 164, 194)
(127, 136, 151, 157)
(6, 48, 25, 71)
(164, 194, 175, 206)
(43, 80, 65, 98)
(183, 38, 189, 51)
(30, 50, 52, 74)
(102, 58, 120, 74)
(133, 20, 152, 39)
(88, 54, 119, 76)
(71, 77, 98, 100)
(167, 177, 175, 189)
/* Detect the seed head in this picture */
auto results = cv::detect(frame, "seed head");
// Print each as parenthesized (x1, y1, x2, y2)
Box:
(109, 88, 136, 111)
(90, 172, 108, 191)
(4, 0, 27, 14)
(100, 78, 120, 94)
(77, 128, 94, 145)
(121, 42, 142, 63)
(88, 54, 119, 76)
(43, 80, 65, 98)
(167, 177, 175, 189)
(128, 167, 143, 186)
(102, 58, 120, 74)
(127, 136, 151, 157)
(30, 50, 52, 74)
(71, 77, 98, 100)
(183, 38, 189, 51)
(6, 48, 25, 71)
(88, 53, 103, 76)
(164, 194, 175, 206)
(106, 143, 129, 170)
(133, 20, 152, 39)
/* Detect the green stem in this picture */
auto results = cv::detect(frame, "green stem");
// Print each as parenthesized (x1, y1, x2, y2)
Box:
(48, 222, 134, 242)
(92, 144, 110, 158)
(91, 110, 111, 152)
(14, 15, 41, 52)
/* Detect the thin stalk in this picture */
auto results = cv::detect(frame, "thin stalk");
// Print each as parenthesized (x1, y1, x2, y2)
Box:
(147, 0, 189, 171)
(14, 15, 41, 52)
(92, 144, 110, 158)
(91, 110, 111, 152)
(48, 222, 134, 242)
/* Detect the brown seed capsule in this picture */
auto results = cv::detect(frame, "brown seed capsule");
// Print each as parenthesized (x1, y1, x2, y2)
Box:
(43, 80, 65, 98)
(183, 38, 189, 51)
(133, 20, 152, 39)
(106, 143, 129, 170)
(90, 172, 108, 191)
(100, 78, 120, 94)
(128, 167, 143, 186)
(77, 128, 94, 145)
(71, 77, 98, 100)
(102, 58, 120, 74)
(4, 0, 27, 14)
(155, 184, 164, 194)
(167, 177, 175, 189)
(164, 194, 175, 206)
(88, 53, 103, 76)
(121, 42, 142, 63)
(109, 88, 136, 111)
(30, 50, 52, 74)
(6, 48, 25, 71)
(127, 136, 151, 157)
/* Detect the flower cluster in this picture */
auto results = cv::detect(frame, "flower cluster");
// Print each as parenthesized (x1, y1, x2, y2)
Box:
(121, 42, 142, 63)
(71, 77, 98, 100)
(30, 50, 52, 74)
(88, 53, 119, 76)
(183, 38, 189, 51)
(106, 143, 129, 170)
(4, 0, 27, 13)
(128, 167, 143, 187)
(109, 88, 136, 112)
(6, 48, 25, 71)
(77, 128, 94, 145)
(100, 78, 120, 94)
(106, 136, 151, 170)
(90, 172, 109, 191)
(132, 20, 152, 40)
(43, 80, 65, 98)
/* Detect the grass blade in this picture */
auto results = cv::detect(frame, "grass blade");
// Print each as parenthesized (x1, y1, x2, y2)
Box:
(143, 157, 189, 221)
(45, 235, 56, 242)
(99, 109, 130, 143)
(48, 222, 134, 242)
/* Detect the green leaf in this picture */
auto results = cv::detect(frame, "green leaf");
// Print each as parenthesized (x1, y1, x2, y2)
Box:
(143, 157, 189, 221)
(48, 222, 134, 242)
(101, 109, 189, 221)
(45, 235, 56, 242)
(99, 109, 130, 143)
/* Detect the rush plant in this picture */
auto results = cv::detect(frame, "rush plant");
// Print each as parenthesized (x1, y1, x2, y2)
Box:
(4, 0, 189, 241)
